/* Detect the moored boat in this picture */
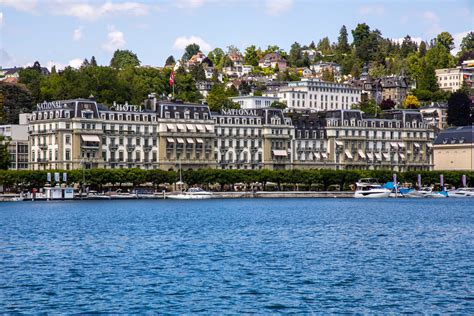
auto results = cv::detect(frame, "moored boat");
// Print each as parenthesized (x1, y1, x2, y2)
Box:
(167, 188, 214, 200)
(449, 187, 474, 198)
(354, 178, 391, 198)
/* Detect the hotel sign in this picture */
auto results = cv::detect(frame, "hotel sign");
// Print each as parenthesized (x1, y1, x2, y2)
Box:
(111, 103, 144, 112)
(36, 101, 62, 111)
(221, 109, 257, 116)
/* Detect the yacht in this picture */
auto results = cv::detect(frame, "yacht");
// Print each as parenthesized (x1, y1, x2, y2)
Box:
(449, 187, 474, 198)
(404, 187, 448, 198)
(167, 188, 214, 200)
(354, 178, 391, 198)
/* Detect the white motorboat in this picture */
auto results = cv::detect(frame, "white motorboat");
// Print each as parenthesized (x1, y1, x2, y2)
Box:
(404, 187, 448, 198)
(167, 188, 214, 200)
(354, 178, 391, 198)
(449, 187, 474, 198)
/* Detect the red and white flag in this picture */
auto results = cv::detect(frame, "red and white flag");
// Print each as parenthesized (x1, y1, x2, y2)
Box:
(169, 70, 175, 86)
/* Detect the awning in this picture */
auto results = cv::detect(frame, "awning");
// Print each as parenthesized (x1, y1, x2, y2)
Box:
(345, 150, 353, 159)
(186, 138, 194, 144)
(399, 153, 406, 159)
(414, 143, 420, 148)
(166, 137, 175, 143)
(375, 153, 382, 161)
(196, 125, 205, 131)
(398, 142, 405, 148)
(426, 143, 433, 148)
(166, 124, 175, 131)
(358, 150, 366, 159)
(383, 153, 390, 160)
(321, 153, 328, 159)
(81, 135, 100, 142)
(176, 124, 186, 130)
(196, 138, 204, 143)
(186, 124, 195, 132)
(335, 140, 343, 146)
(367, 152, 374, 160)
(205, 125, 214, 132)
(314, 152, 321, 160)
(273, 149, 288, 157)
(390, 142, 398, 148)
(176, 138, 185, 144)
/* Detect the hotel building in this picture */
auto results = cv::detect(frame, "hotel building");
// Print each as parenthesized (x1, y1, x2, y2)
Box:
(0, 116, 29, 170)
(213, 108, 293, 170)
(27, 99, 435, 172)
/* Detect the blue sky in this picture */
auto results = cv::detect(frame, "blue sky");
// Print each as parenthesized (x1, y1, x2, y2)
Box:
(1, 0, 472, 70)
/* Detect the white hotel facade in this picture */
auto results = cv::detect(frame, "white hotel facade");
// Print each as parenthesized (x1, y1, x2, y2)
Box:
(266, 78, 362, 111)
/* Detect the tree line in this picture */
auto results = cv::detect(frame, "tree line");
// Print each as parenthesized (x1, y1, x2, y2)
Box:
(0, 169, 471, 192)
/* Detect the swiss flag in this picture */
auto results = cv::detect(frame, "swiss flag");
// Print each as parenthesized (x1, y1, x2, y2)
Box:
(169, 70, 175, 86)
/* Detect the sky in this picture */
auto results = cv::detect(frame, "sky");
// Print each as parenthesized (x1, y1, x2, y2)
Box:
(1, 0, 473, 70)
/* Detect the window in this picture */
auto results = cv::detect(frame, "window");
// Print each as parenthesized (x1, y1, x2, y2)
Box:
(65, 149, 71, 161)
(65, 135, 71, 145)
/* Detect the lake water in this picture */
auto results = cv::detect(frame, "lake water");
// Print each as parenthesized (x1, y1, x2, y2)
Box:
(1, 198, 473, 313)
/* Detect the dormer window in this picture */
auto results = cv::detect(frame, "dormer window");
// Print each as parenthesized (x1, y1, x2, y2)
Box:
(175, 112, 180, 119)
(194, 113, 199, 120)
(165, 112, 170, 119)
(184, 111, 190, 119)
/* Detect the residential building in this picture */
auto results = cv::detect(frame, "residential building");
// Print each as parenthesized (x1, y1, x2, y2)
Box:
(258, 52, 287, 70)
(436, 66, 474, 92)
(324, 110, 435, 171)
(230, 96, 279, 109)
(277, 78, 361, 111)
(420, 102, 448, 130)
(0, 120, 29, 170)
(310, 61, 341, 77)
(433, 125, 473, 171)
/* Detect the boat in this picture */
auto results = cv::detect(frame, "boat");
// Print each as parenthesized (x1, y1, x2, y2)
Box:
(448, 187, 474, 198)
(87, 191, 112, 200)
(167, 187, 214, 200)
(107, 189, 137, 199)
(404, 187, 448, 198)
(354, 178, 391, 198)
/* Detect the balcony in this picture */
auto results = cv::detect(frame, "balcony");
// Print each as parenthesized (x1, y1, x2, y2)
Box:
(143, 145, 152, 152)
(109, 144, 119, 151)
(127, 145, 135, 152)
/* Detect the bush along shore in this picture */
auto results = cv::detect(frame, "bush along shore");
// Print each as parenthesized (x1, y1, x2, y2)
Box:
(0, 169, 472, 193)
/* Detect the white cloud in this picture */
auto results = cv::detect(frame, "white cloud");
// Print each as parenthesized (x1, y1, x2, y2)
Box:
(73, 27, 82, 41)
(102, 27, 126, 52)
(422, 11, 439, 24)
(453, 31, 470, 54)
(51, 1, 158, 21)
(173, 35, 211, 52)
(176, 0, 206, 9)
(1, 0, 37, 13)
(265, 0, 293, 16)
(68, 58, 83, 69)
(422, 11, 442, 37)
(45, 60, 65, 71)
(0, 12, 3, 27)
(392, 37, 423, 45)
(358, 5, 385, 16)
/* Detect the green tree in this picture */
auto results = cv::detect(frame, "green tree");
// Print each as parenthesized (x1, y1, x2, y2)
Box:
(288, 41, 303, 67)
(418, 41, 427, 57)
(110, 49, 141, 69)
(417, 60, 438, 92)
(447, 91, 471, 126)
(165, 55, 175, 67)
(244, 45, 259, 66)
(460, 32, 474, 51)
(18, 66, 43, 103)
(352, 99, 380, 116)
(206, 83, 238, 111)
(207, 48, 225, 68)
(322, 68, 335, 82)
(436, 32, 455, 51)
(90, 56, 98, 67)
(317, 37, 332, 55)
(336, 25, 350, 54)
(400, 35, 417, 58)
(0, 135, 10, 170)
(189, 64, 206, 81)
(425, 43, 455, 69)
(270, 101, 287, 109)
(0, 82, 34, 124)
(182, 43, 201, 62)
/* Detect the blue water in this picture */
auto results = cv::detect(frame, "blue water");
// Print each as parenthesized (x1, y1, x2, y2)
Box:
(1, 198, 473, 313)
